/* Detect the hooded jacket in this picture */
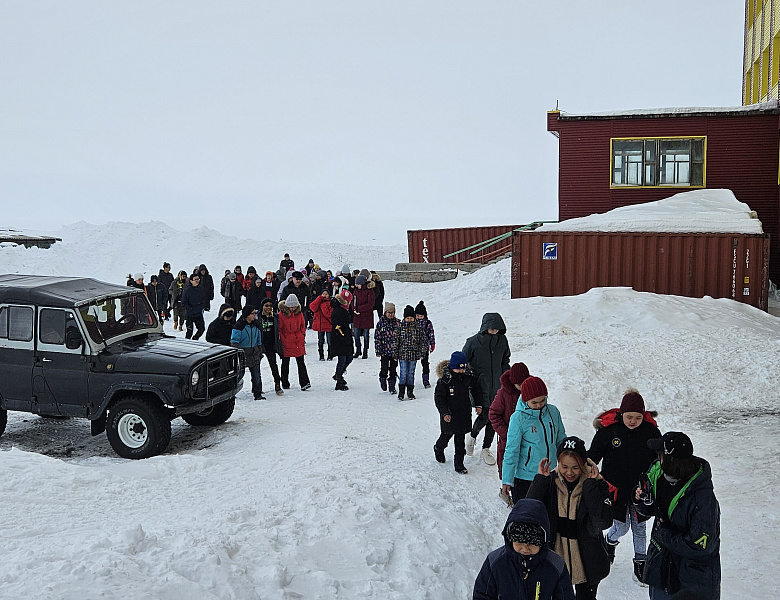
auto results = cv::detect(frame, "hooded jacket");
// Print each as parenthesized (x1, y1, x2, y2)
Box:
(462, 313, 511, 408)
(352, 282, 376, 329)
(145, 281, 169, 314)
(198, 264, 215, 304)
(206, 304, 236, 346)
(277, 300, 306, 358)
(502, 402, 567, 486)
(588, 409, 661, 519)
(372, 273, 385, 312)
(230, 313, 264, 367)
(169, 274, 188, 308)
(433, 360, 481, 435)
(473, 499, 575, 600)
(393, 318, 428, 361)
(329, 298, 354, 357)
(635, 459, 721, 599)
(309, 293, 333, 332)
(489, 370, 523, 479)
(181, 282, 207, 318)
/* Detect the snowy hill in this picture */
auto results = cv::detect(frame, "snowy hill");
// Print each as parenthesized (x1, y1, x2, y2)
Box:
(1, 225, 779, 599)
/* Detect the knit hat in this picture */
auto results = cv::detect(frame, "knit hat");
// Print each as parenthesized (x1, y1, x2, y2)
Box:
(285, 294, 300, 309)
(133, 272, 143, 281)
(265, 271, 274, 277)
(647, 431, 694, 459)
(384, 302, 396, 314)
(403, 305, 415, 318)
(620, 390, 645, 414)
(414, 301, 427, 317)
(317, 270, 327, 279)
(507, 363, 530, 386)
(449, 351, 468, 370)
(520, 376, 547, 402)
(247, 266, 257, 274)
(336, 290, 353, 306)
(557, 436, 588, 464)
(150, 275, 158, 282)
(241, 305, 256, 318)
(359, 268, 371, 278)
(228, 272, 236, 280)
(341, 264, 350, 275)
(260, 297, 273, 310)
(507, 521, 546, 548)
(355, 275, 367, 286)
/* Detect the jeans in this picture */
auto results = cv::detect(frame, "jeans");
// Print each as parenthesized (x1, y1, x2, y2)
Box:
(379, 355, 398, 380)
(607, 505, 647, 558)
(335, 353, 353, 379)
(281, 356, 310, 388)
(317, 331, 331, 354)
(247, 363, 263, 397)
(398, 360, 417, 385)
(185, 315, 205, 340)
(353, 328, 370, 354)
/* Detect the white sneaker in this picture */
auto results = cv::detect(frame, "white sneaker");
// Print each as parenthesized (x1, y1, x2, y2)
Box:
(465, 435, 476, 456)
(481, 448, 496, 465)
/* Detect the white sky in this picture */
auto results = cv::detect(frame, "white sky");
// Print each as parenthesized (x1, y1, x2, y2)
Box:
(0, 1, 744, 244)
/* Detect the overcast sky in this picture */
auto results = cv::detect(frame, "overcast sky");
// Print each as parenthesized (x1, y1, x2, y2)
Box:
(0, 1, 744, 244)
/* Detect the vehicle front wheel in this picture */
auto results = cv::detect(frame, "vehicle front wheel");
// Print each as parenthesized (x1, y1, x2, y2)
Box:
(0, 408, 6, 437)
(181, 398, 235, 427)
(106, 395, 172, 459)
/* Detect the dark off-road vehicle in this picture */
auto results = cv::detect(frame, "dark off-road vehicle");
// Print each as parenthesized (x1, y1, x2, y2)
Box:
(0, 275, 244, 458)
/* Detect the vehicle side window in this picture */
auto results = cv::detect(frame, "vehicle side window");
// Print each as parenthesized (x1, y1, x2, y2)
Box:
(0, 306, 34, 342)
(40, 308, 67, 345)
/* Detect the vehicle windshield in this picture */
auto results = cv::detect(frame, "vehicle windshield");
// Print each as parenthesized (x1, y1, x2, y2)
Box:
(79, 292, 159, 343)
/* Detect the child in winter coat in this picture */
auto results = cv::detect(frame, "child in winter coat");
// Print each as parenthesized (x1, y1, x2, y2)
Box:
(588, 389, 661, 584)
(309, 288, 333, 361)
(393, 305, 429, 400)
(330, 290, 354, 390)
(433, 351, 483, 474)
(489, 362, 531, 506)
(374, 302, 401, 394)
(634, 432, 721, 600)
(277, 294, 311, 391)
(501, 376, 567, 504)
(414, 301, 436, 388)
(527, 437, 613, 600)
(473, 498, 575, 600)
(352, 274, 375, 359)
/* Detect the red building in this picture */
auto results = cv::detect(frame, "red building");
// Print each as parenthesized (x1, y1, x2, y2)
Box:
(547, 102, 780, 281)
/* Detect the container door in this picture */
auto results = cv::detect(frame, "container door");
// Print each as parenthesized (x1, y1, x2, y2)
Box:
(0, 305, 35, 411)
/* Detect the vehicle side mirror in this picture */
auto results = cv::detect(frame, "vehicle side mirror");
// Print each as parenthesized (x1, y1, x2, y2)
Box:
(65, 327, 84, 350)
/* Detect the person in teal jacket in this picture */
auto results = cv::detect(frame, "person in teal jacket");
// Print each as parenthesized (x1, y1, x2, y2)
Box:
(230, 305, 266, 400)
(500, 376, 567, 504)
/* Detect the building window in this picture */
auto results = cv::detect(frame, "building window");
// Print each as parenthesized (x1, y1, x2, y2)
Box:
(611, 137, 705, 188)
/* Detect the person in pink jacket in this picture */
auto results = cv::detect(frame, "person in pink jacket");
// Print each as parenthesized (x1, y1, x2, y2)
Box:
(489, 362, 531, 507)
(278, 294, 311, 391)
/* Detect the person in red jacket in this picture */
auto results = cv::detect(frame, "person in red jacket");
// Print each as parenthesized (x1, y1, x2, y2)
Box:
(277, 294, 311, 391)
(489, 362, 531, 507)
(309, 288, 333, 361)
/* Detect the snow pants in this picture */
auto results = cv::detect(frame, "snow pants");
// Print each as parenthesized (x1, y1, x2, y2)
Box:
(379, 355, 398, 380)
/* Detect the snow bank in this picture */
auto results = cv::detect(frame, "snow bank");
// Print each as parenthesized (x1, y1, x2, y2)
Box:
(538, 189, 763, 234)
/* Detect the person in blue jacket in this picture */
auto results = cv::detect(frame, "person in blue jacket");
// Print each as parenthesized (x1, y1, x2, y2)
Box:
(473, 498, 575, 600)
(230, 304, 266, 400)
(500, 376, 567, 504)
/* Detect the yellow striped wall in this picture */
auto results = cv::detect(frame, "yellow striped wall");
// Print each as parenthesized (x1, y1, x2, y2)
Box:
(744, 0, 780, 103)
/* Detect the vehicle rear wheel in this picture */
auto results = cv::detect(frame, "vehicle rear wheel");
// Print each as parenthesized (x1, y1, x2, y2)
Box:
(0, 408, 6, 437)
(181, 398, 235, 427)
(106, 395, 172, 459)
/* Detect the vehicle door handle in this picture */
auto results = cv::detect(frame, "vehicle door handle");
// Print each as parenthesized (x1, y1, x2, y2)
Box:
(41, 358, 52, 362)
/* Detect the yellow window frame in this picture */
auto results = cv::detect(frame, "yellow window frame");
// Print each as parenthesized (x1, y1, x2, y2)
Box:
(610, 136, 707, 190)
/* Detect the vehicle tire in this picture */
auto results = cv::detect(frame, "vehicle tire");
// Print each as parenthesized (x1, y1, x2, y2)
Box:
(0, 408, 6, 437)
(181, 398, 235, 427)
(105, 395, 172, 459)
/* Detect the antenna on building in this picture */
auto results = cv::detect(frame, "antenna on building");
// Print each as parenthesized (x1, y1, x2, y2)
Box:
(556, 99, 559, 110)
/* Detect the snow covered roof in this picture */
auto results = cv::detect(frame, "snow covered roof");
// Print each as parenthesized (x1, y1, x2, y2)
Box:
(537, 189, 764, 235)
(555, 100, 780, 120)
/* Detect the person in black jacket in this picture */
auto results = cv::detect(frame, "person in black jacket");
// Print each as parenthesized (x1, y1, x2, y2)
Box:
(280, 253, 294, 272)
(634, 432, 721, 600)
(222, 272, 243, 313)
(473, 498, 575, 600)
(433, 352, 482, 474)
(246, 276, 266, 310)
(258, 297, 283, 395)
(197, 264, 215, 312)
(527, 437, 612, 600)
(145, 275, 169, 321)
(330, 290, 354, 390)
(205, 304, 235, 346)
(370, 271, 385, 321)
(157, 263, 174, 320)
(588, 389, 661, 583)
(181, 272, 207, 340)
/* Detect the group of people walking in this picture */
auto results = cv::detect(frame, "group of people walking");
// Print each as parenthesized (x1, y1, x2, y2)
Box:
(427, 311, 720, 600)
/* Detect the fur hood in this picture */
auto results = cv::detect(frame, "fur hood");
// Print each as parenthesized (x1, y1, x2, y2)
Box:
(435, 359, 473, 381)
(278, 300, 302, 316)
(593, 408, 659, 430)
(371, 272, 382, 282)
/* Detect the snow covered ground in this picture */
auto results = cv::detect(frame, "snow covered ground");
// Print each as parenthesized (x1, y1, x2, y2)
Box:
(1, 225, 779, 599)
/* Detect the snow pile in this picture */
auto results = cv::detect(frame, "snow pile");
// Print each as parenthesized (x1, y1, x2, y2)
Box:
(538, 189, 763, 234)
(1, 229, 779, 599)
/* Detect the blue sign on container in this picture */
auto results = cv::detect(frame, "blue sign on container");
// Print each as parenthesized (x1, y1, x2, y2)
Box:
(543, 242, 558, 260)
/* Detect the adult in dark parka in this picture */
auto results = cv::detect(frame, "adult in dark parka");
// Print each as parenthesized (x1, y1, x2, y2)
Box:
(473, 499, 575, 600)
(205, 303, 236, 346)
(463, 312, 511, 460)
(198, 264, 215, 312)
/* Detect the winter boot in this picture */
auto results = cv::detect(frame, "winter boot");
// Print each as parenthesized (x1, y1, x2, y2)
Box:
(254, 392, 267, 401)
(632, 558, 647, 586)
(398, 384, 406, 400)
(406, 385, 416, 400)
(422, 373, 431, 389)
(465, 435, 477, 456)
(362, 348, 368, 359)
(605, 536, 619, 564)
(433, 445, 446, 463)
(379, 377, 388, 391)
(454, 454, 468, 474)
(335, 378, 349, 391)
(481, 448, 496, 466)
(354, 350, 361, 359)
(275, 382, 284, 396)
(388, 379, 397, 394)
(318, 347, 325, 361)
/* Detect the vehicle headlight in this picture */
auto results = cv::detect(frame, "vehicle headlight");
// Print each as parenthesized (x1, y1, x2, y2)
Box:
(191, 370, 200, 388)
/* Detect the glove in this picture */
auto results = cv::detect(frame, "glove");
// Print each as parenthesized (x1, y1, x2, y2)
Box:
(430, 344, 435, 352)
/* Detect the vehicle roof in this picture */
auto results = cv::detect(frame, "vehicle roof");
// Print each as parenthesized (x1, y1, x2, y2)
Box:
(0, 274, 142, 308)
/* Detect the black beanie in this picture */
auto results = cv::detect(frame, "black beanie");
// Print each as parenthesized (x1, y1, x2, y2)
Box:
(403, 305, 415, 318)
(241, 305, 256, 318)
(507, 521, 546, 548)
(414, 301, 427, 317)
